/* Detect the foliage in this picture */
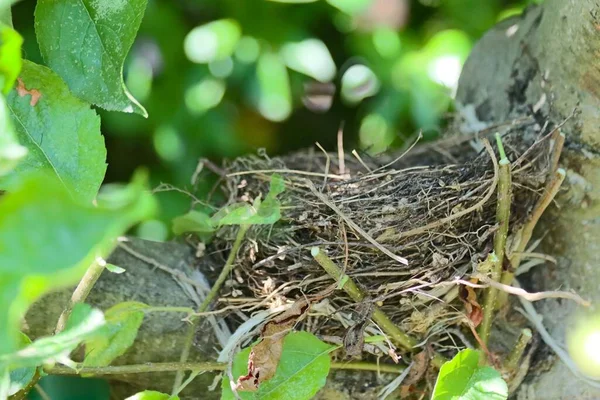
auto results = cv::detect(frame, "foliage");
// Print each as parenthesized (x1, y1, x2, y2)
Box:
(2, 60, 106, 203)
(35, 0, 148, 116)
(172, 173, 285, 239)
(83, 301, 148, 368)
(432, 349, 508, 400)
(221, 331, 334, 400)
(126, 390, 180, 400)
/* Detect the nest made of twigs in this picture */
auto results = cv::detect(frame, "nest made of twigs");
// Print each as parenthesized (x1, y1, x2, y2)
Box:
(195, 117, 553, 366)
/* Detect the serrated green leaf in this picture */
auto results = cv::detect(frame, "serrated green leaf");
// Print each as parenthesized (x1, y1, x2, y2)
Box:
(2, 60, 106, 203)
(35, 0, 148, 117)
(7, 332, 34, 396)
(0, 171, 156, 354)
(83, 301, 147, 368)
(172, 210, 215, 235)
(221, 331, 333, 400)
(0, 23, 22, 93)
(0, 303, 105, 370)
(432, 349, 508, 400)
(105, 263, 126, 274)
(184, 19, 241, 64)
(0, 94, 26, 176)
(126, 390, 179, 400)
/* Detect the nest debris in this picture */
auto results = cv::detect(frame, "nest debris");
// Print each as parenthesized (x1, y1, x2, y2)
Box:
(195, 117, 555, 368)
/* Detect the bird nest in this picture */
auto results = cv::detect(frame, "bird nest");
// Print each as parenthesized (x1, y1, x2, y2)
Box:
(197, 117, 556, 369)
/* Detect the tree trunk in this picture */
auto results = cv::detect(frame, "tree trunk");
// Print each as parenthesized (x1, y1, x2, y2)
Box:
(456, 0, 600, 398)
(24, 0, 600, 398)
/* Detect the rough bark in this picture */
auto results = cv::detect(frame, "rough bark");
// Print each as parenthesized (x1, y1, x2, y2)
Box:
(23, 0, 600, 398)
(456, 0, 600, 398)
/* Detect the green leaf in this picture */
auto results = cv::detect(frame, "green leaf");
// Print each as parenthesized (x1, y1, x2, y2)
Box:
(281, 39, 336, 83)
(221, 331, 333, 400)
(217, 174, 284, 226)
(83, 301, 147, 368)
(432, 349, 508, 400)
(35, 0, 148, 117)
(0, 23, 22, 93)
(341, 64, 380, 105)
(257, 52, 292, 122)
(172, 210, 215, 235)
(2, 60, 106, 203)
(7, 332, 35, 396)
(326, 0, 371, 15)
(0, 303, 105, 370)
(125, 390, 179, 400)
(0, 94, 26, 176)
(105, 263, 126, 274)
(0, 171, 156, 354)
(184, 19, 241, 64)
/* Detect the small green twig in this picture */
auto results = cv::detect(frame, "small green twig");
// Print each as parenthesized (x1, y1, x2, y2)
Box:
(503, 328, 532, 373)
(172, 224, 250, 395)
(478, 133, 512, 347)
(47, 362, 226, 375)
(55, 259, 105, 333)
(46, 360, 404, 376)
(498, 168, 565, 306)
(311, 246, 446, 368)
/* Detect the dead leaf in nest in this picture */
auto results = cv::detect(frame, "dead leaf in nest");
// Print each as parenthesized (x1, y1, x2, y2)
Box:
(236, 298, 310, 392)
(343, 300, 374, 357)
(403, 351, 429, 386)
(16, 78, 41, 106)
(459, 281, 483, 327)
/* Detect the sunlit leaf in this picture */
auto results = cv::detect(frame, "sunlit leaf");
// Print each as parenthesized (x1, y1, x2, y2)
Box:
(221, 331, 333, 400)
(83, 301, 148, 368)
(0, 303, 105, 370)
(257, 52, 291, 122)
(281, 39, 336, 83)
(0, 23, 22, 93)
(0, 94, 26, 176)
(185, 78, 226, 115)
(217, 174, 284, 226)
(267, 0, 317, 3)
(7, 332, 34, 396)
(173, 210, 215, 235)
(184, 19, 241, 64)
(432, 349, 508, 400)
(0, 171, 156, 354)
(359, 113, 394, 155)
(35, 0, 148, 116)
(1, 60, 106, 204)
(341, 64, 380, 105)
(105, 263, 126, 274)
(326, 0, 371, 15)
(126, 391, 180, 400)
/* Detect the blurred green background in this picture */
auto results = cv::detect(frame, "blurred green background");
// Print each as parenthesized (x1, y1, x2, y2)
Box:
(14, 0, 539, 246)
(12, 0, 542, 398)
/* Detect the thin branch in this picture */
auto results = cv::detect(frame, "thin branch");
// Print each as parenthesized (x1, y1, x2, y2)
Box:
(55, 259, 105, 333)
(499, 168, 566, 305)
(479, 133, 512, 347)
(46, 360, 404, 376)
(310, 246, 446, 368)
(172, 224, 249, 394)
(504, 328, 532, 372)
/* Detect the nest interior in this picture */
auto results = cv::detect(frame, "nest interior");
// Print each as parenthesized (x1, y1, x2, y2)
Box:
(189, 117, 555, 388)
